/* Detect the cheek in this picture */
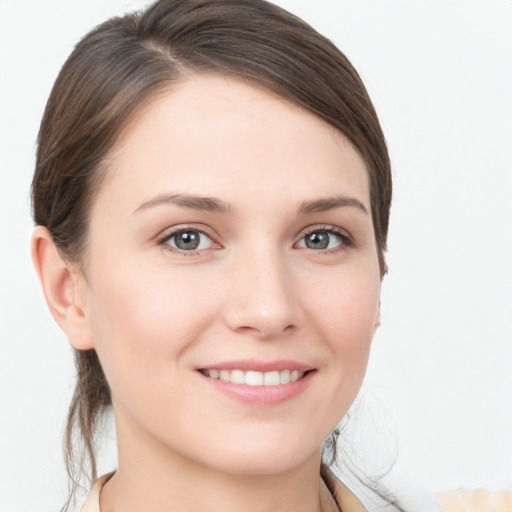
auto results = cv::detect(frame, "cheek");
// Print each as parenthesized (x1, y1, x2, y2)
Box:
(307, 266, 380, 383)
(311, 266, 379, 340)
(85, 258, 220, 398)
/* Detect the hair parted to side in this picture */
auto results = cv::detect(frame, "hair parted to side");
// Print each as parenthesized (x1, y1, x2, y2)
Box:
(32, 0, 392, 509)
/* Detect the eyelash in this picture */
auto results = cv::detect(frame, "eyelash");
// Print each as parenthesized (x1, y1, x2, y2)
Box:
(157, 224, 355, 256)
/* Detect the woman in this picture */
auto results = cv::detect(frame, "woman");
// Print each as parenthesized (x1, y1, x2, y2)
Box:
(31, 1, 393, 510)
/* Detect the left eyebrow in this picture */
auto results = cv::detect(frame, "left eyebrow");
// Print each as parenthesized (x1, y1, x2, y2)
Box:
(298, 196, 368, 215)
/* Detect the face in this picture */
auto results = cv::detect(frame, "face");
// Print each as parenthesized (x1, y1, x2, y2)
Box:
(77, 75, 381, 475)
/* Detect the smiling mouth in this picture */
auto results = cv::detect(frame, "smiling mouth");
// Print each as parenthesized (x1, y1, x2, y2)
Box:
(198, 369, 308, 386)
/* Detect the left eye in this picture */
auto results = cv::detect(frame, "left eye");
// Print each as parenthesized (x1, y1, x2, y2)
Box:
(297, 230, 344, 250)
(164, 229, 213, 251)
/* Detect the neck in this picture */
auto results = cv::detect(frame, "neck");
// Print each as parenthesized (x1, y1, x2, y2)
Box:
(100, 409, 327, 512)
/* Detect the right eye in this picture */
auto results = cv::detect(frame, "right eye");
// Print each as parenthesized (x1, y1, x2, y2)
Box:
(161, 229, 214, 253)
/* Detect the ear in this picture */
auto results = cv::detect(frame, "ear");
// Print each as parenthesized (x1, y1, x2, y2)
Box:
(31, 226, 95, 350)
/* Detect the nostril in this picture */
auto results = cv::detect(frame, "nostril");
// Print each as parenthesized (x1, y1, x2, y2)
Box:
(236, 323, 296, 339)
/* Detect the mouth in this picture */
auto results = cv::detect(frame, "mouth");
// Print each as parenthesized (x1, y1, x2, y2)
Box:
(198, 368, 308, 386)
(196, 361, 315, 405)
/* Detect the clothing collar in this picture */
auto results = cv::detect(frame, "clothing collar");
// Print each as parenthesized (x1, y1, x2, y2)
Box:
(81, 472, 114, 512)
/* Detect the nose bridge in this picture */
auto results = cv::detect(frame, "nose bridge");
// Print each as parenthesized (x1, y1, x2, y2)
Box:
(225, 237, 299, 338)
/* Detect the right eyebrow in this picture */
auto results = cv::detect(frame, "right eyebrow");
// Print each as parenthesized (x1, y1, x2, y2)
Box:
(133, 193, 235, 215)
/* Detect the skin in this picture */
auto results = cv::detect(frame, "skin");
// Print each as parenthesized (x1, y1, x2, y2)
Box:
(32, 75, 381, 512)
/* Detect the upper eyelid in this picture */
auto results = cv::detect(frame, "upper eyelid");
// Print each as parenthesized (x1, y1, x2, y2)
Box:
(157, 224, 217, 243)
(296, 224, 352, 239)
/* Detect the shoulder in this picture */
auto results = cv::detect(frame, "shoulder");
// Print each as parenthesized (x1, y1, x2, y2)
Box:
(436, 488, 512, 512)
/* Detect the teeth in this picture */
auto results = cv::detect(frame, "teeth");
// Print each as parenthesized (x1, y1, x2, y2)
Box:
(245, 371, 264, 386)
(230, 369, 245, 384)
(202, 369, 305, 386)
(263, 371, 280, 386)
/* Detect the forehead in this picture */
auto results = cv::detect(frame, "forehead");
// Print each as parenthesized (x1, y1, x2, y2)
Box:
(98, 74, 370, 211)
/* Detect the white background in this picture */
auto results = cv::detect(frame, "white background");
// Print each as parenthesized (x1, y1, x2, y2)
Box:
(1, 0, 511, 510)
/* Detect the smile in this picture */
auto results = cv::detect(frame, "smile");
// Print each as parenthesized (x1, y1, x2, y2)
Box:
(196, 362, 315, 405)
(199, 369, 306, 386)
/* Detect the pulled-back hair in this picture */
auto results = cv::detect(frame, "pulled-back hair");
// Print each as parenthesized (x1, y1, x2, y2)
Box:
(32, 0, 392, 509)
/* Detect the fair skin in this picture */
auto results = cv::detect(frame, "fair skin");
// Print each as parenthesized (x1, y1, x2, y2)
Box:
(32, 75, 381, 512)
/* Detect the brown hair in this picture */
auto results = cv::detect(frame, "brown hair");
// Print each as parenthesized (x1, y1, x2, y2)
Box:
(32, 0, 391, 508)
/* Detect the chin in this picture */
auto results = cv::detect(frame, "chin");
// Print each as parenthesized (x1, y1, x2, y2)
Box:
(194, 431, 322, 476)
(210, 453, 314, 477)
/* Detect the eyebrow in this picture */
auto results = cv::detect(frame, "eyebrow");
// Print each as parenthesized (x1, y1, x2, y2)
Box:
(134, 193, 235, 215)
(134, 193, 368, 216)
(298, 196, 368, 215)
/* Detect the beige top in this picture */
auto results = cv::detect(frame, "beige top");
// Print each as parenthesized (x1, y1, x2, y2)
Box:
(436, 488, 512, 512)
(80, 470, 366, 512)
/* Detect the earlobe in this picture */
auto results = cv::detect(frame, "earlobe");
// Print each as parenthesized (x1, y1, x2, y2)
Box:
(31, 226, 95, 350)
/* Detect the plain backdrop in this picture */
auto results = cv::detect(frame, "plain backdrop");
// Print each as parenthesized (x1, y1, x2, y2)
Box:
(1, 0, 511, 510)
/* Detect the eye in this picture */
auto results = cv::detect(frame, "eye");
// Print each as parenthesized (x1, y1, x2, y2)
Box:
(162, 229, 214, 252)
(296, 228, 352, 251)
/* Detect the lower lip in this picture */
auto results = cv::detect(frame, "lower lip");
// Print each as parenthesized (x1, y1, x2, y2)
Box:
(197, 370, 315, 405)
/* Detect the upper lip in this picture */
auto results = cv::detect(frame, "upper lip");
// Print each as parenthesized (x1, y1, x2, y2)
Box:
(197, 359, 314, 372)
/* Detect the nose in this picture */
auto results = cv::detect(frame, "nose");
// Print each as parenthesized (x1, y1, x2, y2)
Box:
(223, 247, 301, 340)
